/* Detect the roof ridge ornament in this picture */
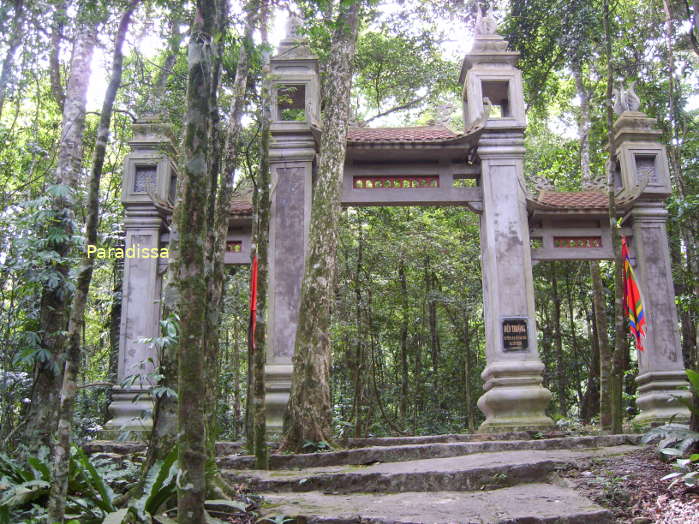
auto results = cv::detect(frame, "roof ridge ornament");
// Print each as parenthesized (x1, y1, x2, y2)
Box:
(613, 81, 641, 115)
(275, 11, 316, 60)
(285, 12, 303, 41)
(462, 4, 514, 72)
(475, 5, 498, 36)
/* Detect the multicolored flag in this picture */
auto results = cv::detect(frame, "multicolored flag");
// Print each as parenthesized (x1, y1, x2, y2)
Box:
(248, 255, 259, 350)
(622, 236, 646, 351)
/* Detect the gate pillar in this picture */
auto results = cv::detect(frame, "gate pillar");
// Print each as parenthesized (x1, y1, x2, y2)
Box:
(630, 204, 691, 424)
(463, 21, 554, 432)
(265, 19, 319, 434)
(612, 110, 690, 425)
(103, 116, 175, 437)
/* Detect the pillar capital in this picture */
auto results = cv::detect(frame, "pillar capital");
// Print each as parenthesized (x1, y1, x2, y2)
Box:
(629, 203, 668, 222)
(476, 132, 525, 159)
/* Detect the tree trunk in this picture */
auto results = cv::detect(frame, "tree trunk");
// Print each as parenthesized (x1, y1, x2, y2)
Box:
(581, 293, 601, 423)
(47, 3, 137, 520)
(399, 261, 409, 421)
(280, 2, 362, 452)
(0, 0, 25, 118)
(176, 0, 217, 520)
(591, 262, 612, 429)
(463, 309, 476, 432)
(22, 19, 96, 455)
(351, 225, 368, 437)
(572, 64, 592, 183)
(49, 0, 66, 112)
(251, 0, 270, 469)
(603, 0, 628, 434)
(551, 263, 567, 416)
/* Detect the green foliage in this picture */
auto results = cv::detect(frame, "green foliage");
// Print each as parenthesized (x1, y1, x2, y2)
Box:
(661, 453, 699, 488)
(0, 445, 129, 523)
(642, 424, 699, 457)
(125, 447, 178, 521)
(302, 440, 331, 453)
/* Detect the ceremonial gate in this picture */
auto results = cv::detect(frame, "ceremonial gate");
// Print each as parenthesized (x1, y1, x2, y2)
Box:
(105, 20, 690, 437)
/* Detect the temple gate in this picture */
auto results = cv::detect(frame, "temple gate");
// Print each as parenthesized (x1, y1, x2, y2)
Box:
(104, 21, 690, 437)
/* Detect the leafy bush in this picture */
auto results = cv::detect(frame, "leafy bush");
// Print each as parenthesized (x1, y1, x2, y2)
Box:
(642, 370, 699, 491)
(641, 423, 699, 456)
(661, 453, 699, 489)
(0, 446, 123, 523)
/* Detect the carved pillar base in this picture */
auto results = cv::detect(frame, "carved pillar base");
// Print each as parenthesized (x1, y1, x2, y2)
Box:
(264, 363, 293, 435)
(633, 371, 691, 426)
(477, 361, 554, 433)
(101, 388, 153, 439)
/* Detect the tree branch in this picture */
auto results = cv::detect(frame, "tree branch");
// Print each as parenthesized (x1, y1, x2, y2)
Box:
(362, 94, 429, 125)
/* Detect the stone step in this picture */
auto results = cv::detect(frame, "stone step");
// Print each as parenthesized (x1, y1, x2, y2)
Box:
(213, 432, 544, 456)
(223, 445, 638, 494)
(340, 431, 544, 448)
(218, 434, 640, 470)
(259, 484, 614, 523)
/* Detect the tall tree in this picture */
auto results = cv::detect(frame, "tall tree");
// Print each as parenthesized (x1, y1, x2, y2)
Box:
(22, 15, 96, 454)
(602, 0, 628, 434)
(176, 0, 217, 520)
(249, 0, 270, 469)
(280, 1, 362, 452)
(47, 2, 139, 521)
(0, 0, 25, 118)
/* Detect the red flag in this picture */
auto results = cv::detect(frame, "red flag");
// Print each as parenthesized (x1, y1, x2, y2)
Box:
(248, 255, 259, 350)
(622, 237, 646, 351)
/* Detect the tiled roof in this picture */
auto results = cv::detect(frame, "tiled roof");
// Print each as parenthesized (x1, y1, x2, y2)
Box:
(229, 199, 253, 215)
(347, 125, 460, 143)
(537, 190, 608, 210)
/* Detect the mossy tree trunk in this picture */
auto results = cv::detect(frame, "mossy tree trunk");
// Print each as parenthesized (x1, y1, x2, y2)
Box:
(47, 3, 137, 520)
(0, 0, 25, 118)
(602, 0, 628, 434)
(280, 1, 362, 453)
(22, 18, 95, 455)
(206, 0, 259, 475)
(251, 0, 270, 470)
(176, 0, 216, 520)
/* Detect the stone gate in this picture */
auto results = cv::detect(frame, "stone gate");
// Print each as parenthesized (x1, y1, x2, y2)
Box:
(104, 21, 690, 437)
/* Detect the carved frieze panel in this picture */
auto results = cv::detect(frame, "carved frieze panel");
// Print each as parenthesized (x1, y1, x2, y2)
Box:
(353, 176, 439, 189)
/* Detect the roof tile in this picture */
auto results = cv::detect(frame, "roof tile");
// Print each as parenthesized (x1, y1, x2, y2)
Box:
(347, 125, 458, 143)
(538, 190, 608, 209)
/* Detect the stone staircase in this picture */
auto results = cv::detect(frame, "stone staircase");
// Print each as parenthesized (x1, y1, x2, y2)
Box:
(219, 433, 642, 523)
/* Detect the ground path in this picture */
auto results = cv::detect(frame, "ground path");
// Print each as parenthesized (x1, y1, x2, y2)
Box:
(219, 433, 641, 523)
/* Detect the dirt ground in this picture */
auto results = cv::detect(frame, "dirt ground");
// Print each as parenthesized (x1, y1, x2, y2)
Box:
(561, 447, 699, 523)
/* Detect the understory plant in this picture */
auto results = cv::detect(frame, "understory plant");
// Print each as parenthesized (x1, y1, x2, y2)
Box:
(642, 370, 699, 490)
(0, 445, 261, 523)
(0, 445, 127, 523)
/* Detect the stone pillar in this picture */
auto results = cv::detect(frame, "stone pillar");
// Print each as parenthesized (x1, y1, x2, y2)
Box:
(265, 159, 313, 432)
(630, 204, 690, 424)
(477, 132, 554, 432)
(103, 116, 175, 438)
(610, 109, 690, 425)
(462, 19, 554, 432)
(265, 19, 319, 434)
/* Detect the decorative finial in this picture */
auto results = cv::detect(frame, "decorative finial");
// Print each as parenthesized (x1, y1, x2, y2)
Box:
(613, 81, 641, 115)
(475, 4, 498, 36)
(285, 12, 303, 40)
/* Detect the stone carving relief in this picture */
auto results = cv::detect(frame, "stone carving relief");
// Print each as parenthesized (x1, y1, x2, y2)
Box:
(612, 81, 641, 115)
(475, 5, 498, 35)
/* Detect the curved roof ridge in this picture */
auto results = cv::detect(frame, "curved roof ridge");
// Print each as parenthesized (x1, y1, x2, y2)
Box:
(347, 123, 482, 144)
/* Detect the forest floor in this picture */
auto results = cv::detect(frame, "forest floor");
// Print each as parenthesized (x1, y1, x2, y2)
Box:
(561, 446, 699, 523)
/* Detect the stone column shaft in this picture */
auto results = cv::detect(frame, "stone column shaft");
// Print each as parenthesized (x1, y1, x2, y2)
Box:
(265, 153, 313, 434)
(630, 203, 690, 424)
(103, 211, 162, 437)
(476, 133, 554, 432)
